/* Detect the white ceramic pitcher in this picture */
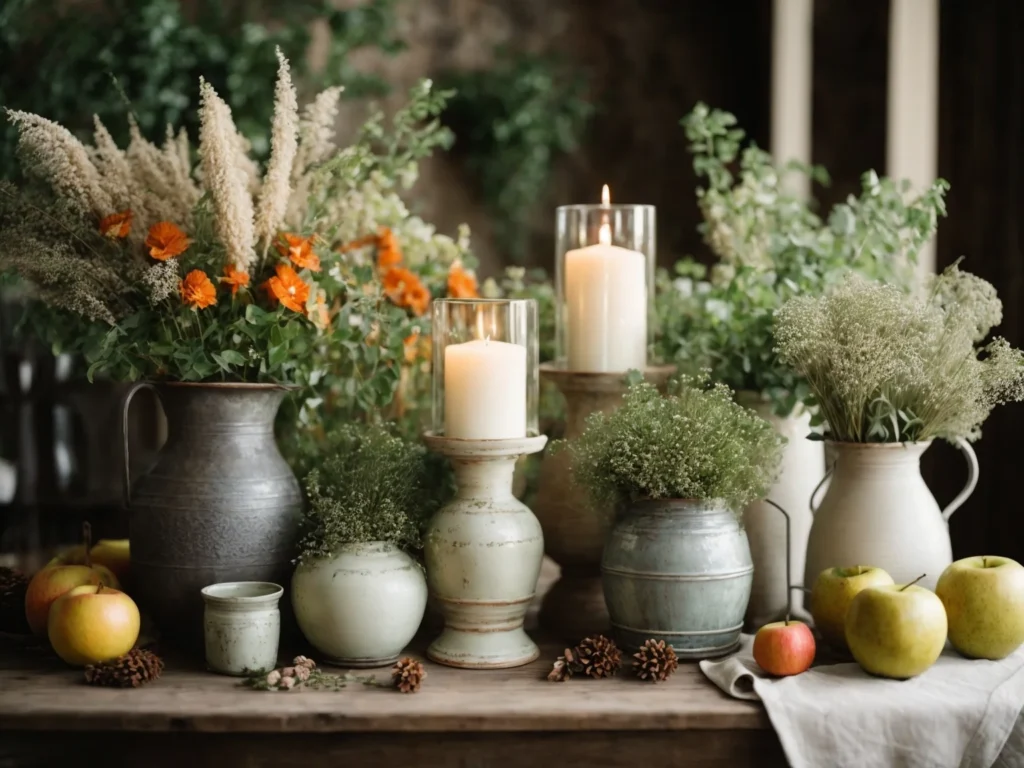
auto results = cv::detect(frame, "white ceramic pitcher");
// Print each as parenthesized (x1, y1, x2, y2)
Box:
(803, 439, 979, 591)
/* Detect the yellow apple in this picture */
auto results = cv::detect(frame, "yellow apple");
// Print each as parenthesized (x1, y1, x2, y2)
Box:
(24, 564, 118, 636)
(47, 584, 140, 666)
(936, 556, 1024, 660)
(845, 581, 947, 679)
(87, 540, 130, 584)
(810, 565, 894, 650)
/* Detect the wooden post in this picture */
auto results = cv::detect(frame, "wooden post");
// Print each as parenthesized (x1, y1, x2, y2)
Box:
(887, 0, 940, 282)
(771, 0, 814, 198)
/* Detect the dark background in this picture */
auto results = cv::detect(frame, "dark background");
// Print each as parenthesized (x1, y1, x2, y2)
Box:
(1, 0, 1021, 564)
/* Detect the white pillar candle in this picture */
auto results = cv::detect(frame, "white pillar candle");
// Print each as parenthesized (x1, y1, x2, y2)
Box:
(564, 234, 647, 373)
(444, 339, 527, 439)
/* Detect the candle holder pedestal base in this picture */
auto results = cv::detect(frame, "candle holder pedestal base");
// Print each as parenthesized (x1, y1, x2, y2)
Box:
(423, 434, 548, 669)
(534, 364, 676, 643)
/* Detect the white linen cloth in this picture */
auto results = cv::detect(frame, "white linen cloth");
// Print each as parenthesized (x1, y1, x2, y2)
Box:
(700, 635, 1024, 768)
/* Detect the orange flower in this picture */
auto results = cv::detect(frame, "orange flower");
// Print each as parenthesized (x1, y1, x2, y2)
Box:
(263, 263, 310, 313)
(382, 266, 431, 316)
(99, 210, 132, 239)
(146, 221, 191, 260)
(276, 233, 320, 272)
(337, 227, 402, 270)
(447, 262, 478, 299)
(179, 270, 217, 310)
(376, 227, 402, 268)
(222, 264, 250, 296)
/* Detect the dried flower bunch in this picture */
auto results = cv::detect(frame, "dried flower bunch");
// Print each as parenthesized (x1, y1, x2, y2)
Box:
(246, 656, 379, 692)
(547, 635, 622, 682)
(564, 376, 785, 510)
(656, 103, 949, 415)
(298, 423, 452, 559)
(1, 49, 466, 390)
(774, 263, 1024, 443)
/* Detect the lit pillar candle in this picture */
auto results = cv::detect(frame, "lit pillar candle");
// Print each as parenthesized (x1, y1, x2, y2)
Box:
(444, 338, 527, 439)
(564, 186, 647, 372)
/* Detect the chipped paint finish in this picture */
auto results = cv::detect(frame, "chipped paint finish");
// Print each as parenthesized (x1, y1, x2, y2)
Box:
(533, 364, 676, 640)
(292, 542, 427, 668)
(423, 434, 547, 669)
(602, 498, 753, 659)
(201, 581, 283, 676)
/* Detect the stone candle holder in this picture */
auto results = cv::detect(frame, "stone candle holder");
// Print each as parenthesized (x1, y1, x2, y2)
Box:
(423, 433, 548, 669)
(533, 363, 676, 641)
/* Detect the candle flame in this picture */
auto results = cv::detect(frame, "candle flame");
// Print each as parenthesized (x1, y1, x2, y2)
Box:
(599, 184, 612, 245)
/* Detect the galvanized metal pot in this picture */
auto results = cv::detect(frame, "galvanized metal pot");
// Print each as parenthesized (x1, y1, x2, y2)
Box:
(123, 383, 301, 648)
(602, 498, 753, 659)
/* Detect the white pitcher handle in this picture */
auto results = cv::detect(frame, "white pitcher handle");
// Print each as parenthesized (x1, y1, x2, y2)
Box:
(809, 460, 834, 516)
(942, 437, 979, 522)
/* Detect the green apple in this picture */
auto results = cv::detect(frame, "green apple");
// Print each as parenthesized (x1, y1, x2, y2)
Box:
(936, 556, 1024, 660)
(845, 581, 947, 679)
(810, 566, 894, 650)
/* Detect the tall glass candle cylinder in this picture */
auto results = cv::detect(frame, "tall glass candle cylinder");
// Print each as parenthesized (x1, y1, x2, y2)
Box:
(555, 188, 655, 372)
(432, 298, 539, 439)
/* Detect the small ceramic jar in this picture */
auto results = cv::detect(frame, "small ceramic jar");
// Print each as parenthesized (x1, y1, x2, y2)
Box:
(201, 581, 283, 676)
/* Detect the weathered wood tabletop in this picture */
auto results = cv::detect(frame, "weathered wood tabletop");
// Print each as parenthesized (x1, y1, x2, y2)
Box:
(0, 560, 786, 767)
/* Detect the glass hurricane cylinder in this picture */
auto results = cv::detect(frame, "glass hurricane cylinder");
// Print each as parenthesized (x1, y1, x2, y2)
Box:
(431, 298, 539, 439)
(555, 202, 656, 372)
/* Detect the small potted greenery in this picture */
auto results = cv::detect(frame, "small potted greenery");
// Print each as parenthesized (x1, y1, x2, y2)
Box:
(774, 263, 1024, 590)
(565, 377, 785, 657)
(291, 424, 449, 667)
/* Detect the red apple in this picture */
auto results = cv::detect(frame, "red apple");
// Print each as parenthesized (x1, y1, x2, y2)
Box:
(753, 619, 816, 676)
(24, 564, 118, 636)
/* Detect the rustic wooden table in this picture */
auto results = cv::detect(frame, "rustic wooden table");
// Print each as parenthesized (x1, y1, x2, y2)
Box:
(0, 561, 785, 768)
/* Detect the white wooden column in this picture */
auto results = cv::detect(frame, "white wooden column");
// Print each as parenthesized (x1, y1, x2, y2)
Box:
(887, 0, 940, 281)
(771, 0, 814, 198)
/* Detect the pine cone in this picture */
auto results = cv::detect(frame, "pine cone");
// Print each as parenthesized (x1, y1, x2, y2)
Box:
(547, 647, 579, 682)
(632, 638, 678, 682)
(0, 567, 30, 634)
(85, 649, 164, 688)
(572, 635, 621, 679)
(392, 657, 426, 693)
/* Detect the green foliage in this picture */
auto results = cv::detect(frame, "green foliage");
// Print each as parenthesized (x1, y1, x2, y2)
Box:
(0, 0, 403, 177)
(439, 54, 593, 261)
(774, 264, 1024, 444)
(654, 103, 950, 415)
(297, 423, 452, 559)
(563, 376, 786, 511)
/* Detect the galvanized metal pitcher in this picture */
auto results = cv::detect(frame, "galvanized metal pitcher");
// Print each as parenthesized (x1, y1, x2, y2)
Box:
(123, 383, 301, 647)
(602, 498, 753, 659)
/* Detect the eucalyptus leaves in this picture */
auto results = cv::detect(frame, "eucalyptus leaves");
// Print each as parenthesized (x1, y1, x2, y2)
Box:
(564, 376, 785, 510)
(774, 264, 1024, 443)
(656, 103, 949, 415)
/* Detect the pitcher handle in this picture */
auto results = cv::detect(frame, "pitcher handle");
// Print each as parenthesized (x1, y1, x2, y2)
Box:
(809, 459, 835, 515)
(122, 382, 156, 509)
(763, 499, 793, 618)
(942, 437, 979, 522)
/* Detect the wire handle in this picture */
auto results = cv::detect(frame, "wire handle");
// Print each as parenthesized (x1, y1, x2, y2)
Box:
(762, 499, 794, 619)
(809, 458, 835, 515)
(121, 382, 156, 509)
